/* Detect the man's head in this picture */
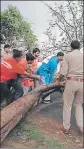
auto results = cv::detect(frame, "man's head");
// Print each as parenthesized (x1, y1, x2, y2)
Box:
(13, 49, 23, 63)
(4, 44, 11, 53)
(33, 48, 40, 58)
(71, 40, 80, 51)
(57, 52, 64, 61)
(26, 53, 35, 64)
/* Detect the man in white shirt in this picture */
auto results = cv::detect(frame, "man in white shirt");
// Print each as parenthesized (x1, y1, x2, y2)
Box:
(1, 44, 11, 59)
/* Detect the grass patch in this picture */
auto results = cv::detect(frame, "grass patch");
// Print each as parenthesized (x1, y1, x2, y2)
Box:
(9, 118, 64, 148)
(44, 137, 64, 148)
(14, 119, 45, 143)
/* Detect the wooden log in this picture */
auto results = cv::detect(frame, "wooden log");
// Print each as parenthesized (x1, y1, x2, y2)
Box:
(1, 81, 63, 143)
(41, 86, 63, 100)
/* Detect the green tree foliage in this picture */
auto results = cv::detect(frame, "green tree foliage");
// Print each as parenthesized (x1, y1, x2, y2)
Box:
(1, 5, 37, 49)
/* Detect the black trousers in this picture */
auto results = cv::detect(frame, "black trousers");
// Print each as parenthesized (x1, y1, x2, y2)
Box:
(0, 79, 23, 105)
(0, 81, 11, 104)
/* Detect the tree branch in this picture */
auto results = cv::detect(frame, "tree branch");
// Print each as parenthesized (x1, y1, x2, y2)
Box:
(43, 2, 75, 29)
(67, 1, 78, 40)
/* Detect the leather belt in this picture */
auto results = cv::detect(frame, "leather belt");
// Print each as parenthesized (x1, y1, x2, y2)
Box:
(67, 77, 84, 82)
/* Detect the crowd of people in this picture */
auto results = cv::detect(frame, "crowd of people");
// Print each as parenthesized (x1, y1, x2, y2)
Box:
(0, 45, 64, 105)
(0, 40, 83, 135)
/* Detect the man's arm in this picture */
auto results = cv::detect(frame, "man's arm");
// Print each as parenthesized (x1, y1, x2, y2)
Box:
(13, 63, 40, 80)
(58, 56, 69, 82)
(49, 58, 59, 83)
(24, 71, 40, 80)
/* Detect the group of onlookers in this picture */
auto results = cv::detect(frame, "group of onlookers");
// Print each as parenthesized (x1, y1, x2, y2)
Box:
(0, 40, 83, 135)
(0, 44, 64, 106)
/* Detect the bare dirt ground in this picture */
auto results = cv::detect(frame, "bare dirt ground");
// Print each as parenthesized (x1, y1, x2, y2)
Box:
(1, 112, 83, 148)
(1, 92, 83, 148)
(30, 112, 83, 148)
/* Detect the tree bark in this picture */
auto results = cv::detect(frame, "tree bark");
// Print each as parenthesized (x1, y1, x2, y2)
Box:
(1, 82, 62, 143)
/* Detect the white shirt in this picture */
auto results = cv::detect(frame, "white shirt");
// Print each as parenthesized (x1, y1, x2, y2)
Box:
(43, 55, 55, 64)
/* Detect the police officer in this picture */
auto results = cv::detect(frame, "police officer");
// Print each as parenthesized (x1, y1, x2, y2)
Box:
(58, 40, 83, 134)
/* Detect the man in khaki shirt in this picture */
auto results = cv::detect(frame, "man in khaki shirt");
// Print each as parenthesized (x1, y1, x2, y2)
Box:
(58, 40, 83, 134)
(1, 44, 11, 59)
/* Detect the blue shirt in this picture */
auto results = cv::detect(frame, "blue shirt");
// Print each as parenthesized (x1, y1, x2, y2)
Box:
(36, 56, 59, 84)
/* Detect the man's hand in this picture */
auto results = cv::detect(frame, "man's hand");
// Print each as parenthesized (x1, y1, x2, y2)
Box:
(55, 80, 60, 85)
(60, 81, 65, 86)
(29, 73, 40, 80)
(58, 74, 65, 82)
(24, 71, 40, 80)
(33, 75, 41, 80)
(56, 80, 65, 86)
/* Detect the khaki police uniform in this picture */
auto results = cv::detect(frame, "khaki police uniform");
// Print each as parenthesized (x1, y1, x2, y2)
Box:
(60, 49, 83, 132)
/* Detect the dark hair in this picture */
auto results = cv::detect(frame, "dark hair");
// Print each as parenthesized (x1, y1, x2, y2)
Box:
(26, 53, 35, 61)
(57, 52, 64, 57)
(33, 48, 40, 54)
(4, 44, 10, 49)
(71, 40, 80, 49)
(13, 49, 22, 58)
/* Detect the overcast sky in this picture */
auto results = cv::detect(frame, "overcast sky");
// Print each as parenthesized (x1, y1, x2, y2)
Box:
(1, 1, 53, 39)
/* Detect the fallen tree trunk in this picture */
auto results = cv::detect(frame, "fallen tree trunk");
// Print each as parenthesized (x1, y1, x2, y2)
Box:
(42, 88, 57, 100)
(41, 85, 64, 100)
(1, 82, 64, 143)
